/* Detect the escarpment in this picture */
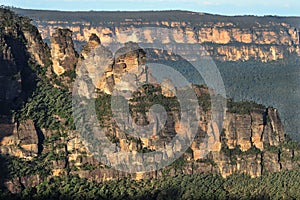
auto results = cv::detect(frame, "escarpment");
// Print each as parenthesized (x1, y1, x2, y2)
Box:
(1, 8, 300, 193)
(14, 9, 300, 62)
(37, 22, 300, 62)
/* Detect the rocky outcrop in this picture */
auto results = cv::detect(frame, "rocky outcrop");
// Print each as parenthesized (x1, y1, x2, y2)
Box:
(72, 77, 288, 179)
(80, 33, 102, 59)
(50, 28, 78, 76)
(0, 9, 49, 67)
(161, 79, 176, 97)
(77, 33, 113, 92)
(205, 44, 286, 62)
(77, 36, 149, 96)
(74, 38, 289, 178)
(22, 26, 50, 67)
(222, 108, 284, 152)
(0, 118, 39, 159)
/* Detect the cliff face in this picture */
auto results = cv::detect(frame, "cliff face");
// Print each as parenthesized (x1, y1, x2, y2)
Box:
(77, 35, 148, 95)
(0, 9, 50, 115)
(0, 8, 50, 162)
(22, 11, 300, 62)
(22, 25, 49, 67)
(50, 28, 78, 76)
(222, 107, 284, 152)
(0, 118, 39, 159)
(1, 9, 300, 193)
(72, 37, 290, 179)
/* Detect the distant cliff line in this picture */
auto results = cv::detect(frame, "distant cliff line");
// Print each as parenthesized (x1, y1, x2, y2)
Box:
(13, 8, 300, 62)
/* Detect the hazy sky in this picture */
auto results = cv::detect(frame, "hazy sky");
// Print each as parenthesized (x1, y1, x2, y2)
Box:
(2, 0, 300, 16)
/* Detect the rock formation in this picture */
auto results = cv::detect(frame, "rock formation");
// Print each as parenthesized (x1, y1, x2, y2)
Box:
(50, 28, 78, 76)
(22, 25, 50, 67)
(0, 118, 39, 159)
(0, 8, 50, 115)
(77, 36, 149, 96)
(74, 36, 290, 178)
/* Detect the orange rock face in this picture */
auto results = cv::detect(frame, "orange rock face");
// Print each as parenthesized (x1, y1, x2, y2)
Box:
(35, 17, 299, 62)
(0, 118, 39, 159)
(50, 28, 78, 76)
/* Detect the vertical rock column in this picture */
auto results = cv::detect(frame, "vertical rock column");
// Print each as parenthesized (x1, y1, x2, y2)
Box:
(50, 28, 78, 76)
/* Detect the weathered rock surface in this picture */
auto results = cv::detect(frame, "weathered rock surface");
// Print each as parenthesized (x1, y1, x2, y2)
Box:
(0, 118, 39, 159)
(22, 27, 49, 67)
(0, 8, 50, 115)
(77, 36, 148, 96)
(72, 35, 290, 179)
(222, 107, 284, 152)
(1, 27, 295, 184)
(50, 28, 78, 76)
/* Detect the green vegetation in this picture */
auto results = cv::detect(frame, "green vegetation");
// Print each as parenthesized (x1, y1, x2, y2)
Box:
(264, 143, 281, 154)
(8, 156, 51, 179)
(197, 157, 216, 166)
(137, 147, 155, 153)
(1, 168, 300, 199)
(227, 98, 265, 114)
(62, 68, 77, 82)
(95, 92, 113, 126)
(221, 145, 243, 158)
(129, 84, 180, 114)
(281, 135, 300, 151)
(241, 145, 261, 156)
(197, 93, 211, 112)
(14, 80, 74, 130)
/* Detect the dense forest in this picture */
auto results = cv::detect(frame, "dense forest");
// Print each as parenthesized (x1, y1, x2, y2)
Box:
(2, 169, 300, 199)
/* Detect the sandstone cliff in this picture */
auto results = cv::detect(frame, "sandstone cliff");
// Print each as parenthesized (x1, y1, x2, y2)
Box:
(50, 28, 78, 76)
(14, 9, 300, 62)
(0, 8, 50, 115)
(0, 118, 39, 159)
(71, 37, 292, 179)
(40, 23, 300, 62)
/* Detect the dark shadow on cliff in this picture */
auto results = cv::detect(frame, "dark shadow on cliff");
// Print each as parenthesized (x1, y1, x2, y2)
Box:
(0, 33, 37, 142)
(0, 154, 12, 198)
(35, 126, 45, 155)
(2, 33, 37, 110)
(0, 116, 15, 143)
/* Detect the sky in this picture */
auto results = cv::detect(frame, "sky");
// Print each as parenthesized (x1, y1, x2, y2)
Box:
(1, 0, 300, 16)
